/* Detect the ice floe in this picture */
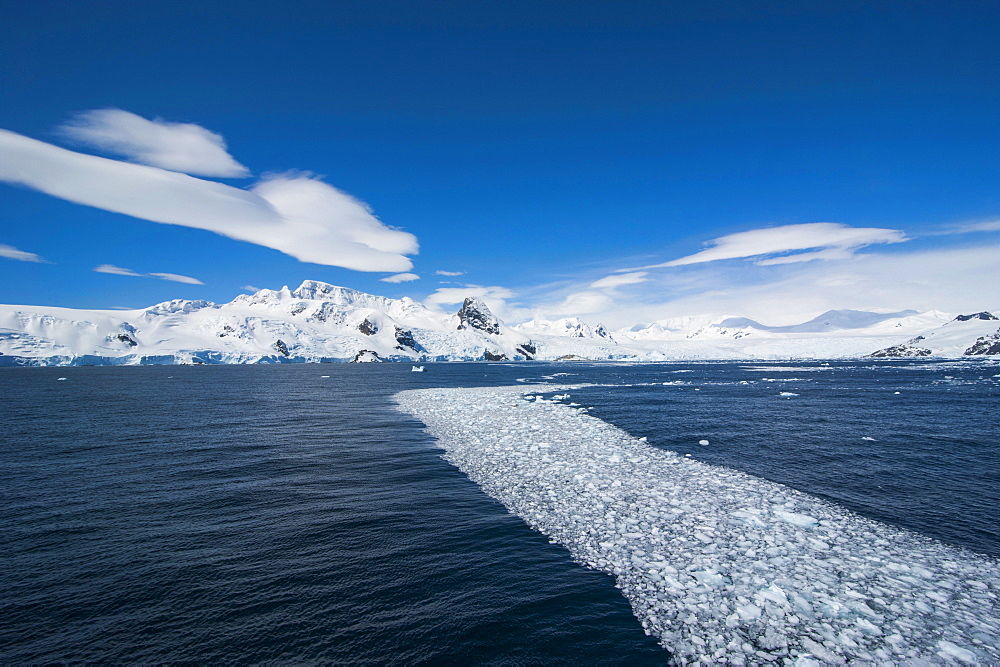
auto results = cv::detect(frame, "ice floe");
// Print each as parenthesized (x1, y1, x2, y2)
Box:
(395, 385, 1000, 664)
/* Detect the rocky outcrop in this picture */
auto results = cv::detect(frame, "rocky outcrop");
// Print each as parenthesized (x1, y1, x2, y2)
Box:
(516, 342, 536, 360)
(114, 333, 137, 347)
(868, 344, 932, 358)
(483, 350, 507, 361)
(954, 312, 998, 322)
(964, 331, 1000, 355)
(273, 339, 290, 357)
(358, 317, 379, 336)
(394, 326, 419, 351)
(351, 350, 382, 363)
(457, 297, 501, 335)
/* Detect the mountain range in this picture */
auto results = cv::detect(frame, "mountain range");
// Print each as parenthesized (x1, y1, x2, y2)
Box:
(1, 280, 997, 365)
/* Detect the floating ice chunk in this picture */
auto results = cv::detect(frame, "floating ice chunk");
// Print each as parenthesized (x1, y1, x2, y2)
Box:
(861, 436, 876, 441)
(779, 391, 798, 397)
(320, 375, 330, 378)
(411, 365, 425, 372)
(736, 603, 762, 621)
(755, 583, 789, 606)
(773, 510, 819, 528)
(731, 509, 767, 528)
(698, 439, 710, 446)
(56, 377, 67, 381)
(855, 618, 882, 636)
(937, 641, 978, 663)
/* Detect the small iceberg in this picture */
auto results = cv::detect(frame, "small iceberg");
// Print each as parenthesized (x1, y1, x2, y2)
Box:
(779, 391, 798, 398)
(411, 365, 425, 372)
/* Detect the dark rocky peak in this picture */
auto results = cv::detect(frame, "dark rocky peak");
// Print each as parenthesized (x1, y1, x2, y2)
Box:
(594, 324, 611, 338)
(394, 326, 420, 351)
(273, 339, 290, 357)
(954, 312, 998, 322)
(358, 317, 379, 336)
(112, 332, 137, 347)
(457, 297, 501, 335)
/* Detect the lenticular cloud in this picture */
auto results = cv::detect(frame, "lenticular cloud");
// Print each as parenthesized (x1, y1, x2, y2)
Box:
(60, 108, 250, 178)
(651, 222, 907, 268)
(0, 128, 418, 272)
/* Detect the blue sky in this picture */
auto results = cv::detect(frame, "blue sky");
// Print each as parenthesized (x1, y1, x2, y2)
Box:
(2, 0, 999, 325)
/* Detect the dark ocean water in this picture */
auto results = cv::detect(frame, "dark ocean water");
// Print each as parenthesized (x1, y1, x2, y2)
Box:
(2, 360, 998, 663)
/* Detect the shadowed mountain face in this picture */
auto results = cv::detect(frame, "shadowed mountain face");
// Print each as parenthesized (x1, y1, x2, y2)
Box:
(717, 310, 920, 333)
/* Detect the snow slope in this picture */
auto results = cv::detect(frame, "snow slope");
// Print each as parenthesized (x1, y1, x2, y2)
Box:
(0, 281, 996, 364)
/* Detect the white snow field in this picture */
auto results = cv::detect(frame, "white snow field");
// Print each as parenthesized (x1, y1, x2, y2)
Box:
(394, 386, 1000, 665)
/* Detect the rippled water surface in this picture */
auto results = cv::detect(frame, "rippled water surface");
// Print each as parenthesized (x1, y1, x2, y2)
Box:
(2, 360, 997, 662)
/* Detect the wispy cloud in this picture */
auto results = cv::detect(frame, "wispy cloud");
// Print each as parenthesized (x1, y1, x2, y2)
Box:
(435, 270, 465, 276)
(94, 263, 142, 276)
(149, 272, 203, 285)
(380, 272, 420, 283)
(944, 219, 1000, 234)
(556, 290, 614, 314)
(0, 243, 47, 263)
(640, 222, 907, 268)
(60, 109, 250, 177)
(94, 264, 203, 284)
(242, 284, 261, 292)
(590, 271, 648, 289)
(0, 126, 418, 272)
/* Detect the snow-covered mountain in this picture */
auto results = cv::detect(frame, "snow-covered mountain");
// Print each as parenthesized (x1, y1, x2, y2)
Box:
(0, 281, 996, 365)
(869, 312, 1000, 357)
(513, 317, 613, 340)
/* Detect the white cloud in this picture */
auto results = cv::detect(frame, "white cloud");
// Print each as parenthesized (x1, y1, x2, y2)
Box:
(380, 272, 420, 283)
(435, 270, 465, 276)
(534, 242, 1000, 328)
(644, 222, 907, 268)
(242, 284, 261, 292)
(95, 264, 202, 284)
(0, 128, 418, 272)
(60, 109, 250, 177)
(647, 244, 1000, 323)
(590, 271, 648, 289)
(555, 290, 615, 315)
(0, 243, 46, 263)
(149, 272, 204, 285)
(94, 264, 142, 276)
(947, 219, 1000, 234)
